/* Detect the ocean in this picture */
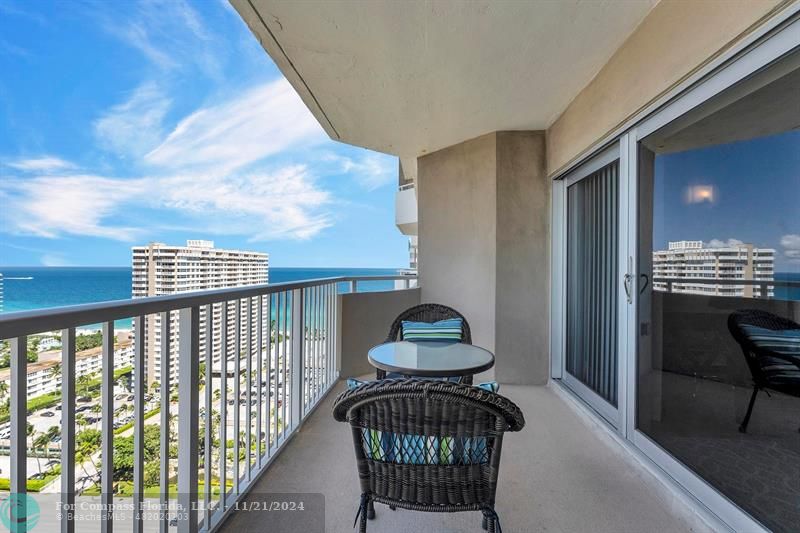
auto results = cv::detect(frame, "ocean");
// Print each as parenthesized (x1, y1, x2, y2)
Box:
(0, 266, 404, 329)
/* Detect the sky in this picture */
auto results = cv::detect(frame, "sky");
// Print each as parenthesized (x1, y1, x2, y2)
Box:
(0, 0, 408, 268)
(653, 130, 800, 272)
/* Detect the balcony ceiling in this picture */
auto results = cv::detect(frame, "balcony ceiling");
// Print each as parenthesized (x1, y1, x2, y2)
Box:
(233, 0, 657, 165)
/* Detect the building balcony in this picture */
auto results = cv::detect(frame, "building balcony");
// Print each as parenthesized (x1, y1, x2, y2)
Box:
(394, 183, 417, 236)
(0, 274, 703, 533)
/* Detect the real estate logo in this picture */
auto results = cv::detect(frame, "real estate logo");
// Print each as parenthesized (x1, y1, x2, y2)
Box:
(0, 493, 40, 532)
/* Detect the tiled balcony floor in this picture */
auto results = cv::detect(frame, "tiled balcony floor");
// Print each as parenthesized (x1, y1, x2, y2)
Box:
(218, 380, 711, 533)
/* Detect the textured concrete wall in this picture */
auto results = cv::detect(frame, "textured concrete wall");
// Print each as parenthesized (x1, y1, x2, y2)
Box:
(418, 131, 549, 384)
(495, 132, 550, 384)
(547, 0, 784, 175)
(338, 288, 420, 378)
(418, 133, 497, 352)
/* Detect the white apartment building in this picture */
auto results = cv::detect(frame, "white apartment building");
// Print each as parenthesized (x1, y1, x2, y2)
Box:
(653, 240, 775, 297)
(0, 341, 134, 401)
(132, 240, 269, 384)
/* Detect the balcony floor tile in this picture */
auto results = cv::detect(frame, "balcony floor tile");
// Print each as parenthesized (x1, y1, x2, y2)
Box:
(218, 381, 710, 533)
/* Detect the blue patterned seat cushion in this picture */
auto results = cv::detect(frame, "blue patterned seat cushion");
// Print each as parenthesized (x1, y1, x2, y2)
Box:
(347, 377, 498, 392)
(345, 377, 497, 464)
(401, 318, 463, 342)
(740, 325, 800, 383)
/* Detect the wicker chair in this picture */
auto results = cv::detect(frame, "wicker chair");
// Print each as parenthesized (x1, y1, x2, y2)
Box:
(379, 303, 474, 383)
(332, 379, 525, 533)
(728, 309, 800, 433)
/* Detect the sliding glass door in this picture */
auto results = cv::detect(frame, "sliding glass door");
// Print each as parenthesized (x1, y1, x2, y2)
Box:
(633, 51, 800, 533)
(559, 147, 627, 426)
(551, 16, 800, 532)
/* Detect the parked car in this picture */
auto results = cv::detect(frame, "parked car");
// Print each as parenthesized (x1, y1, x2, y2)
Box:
(77, 396, 91, 403)
(41, 411, 55, 417)
(55, 405, 62, 411)
(115, 394, 126, 400)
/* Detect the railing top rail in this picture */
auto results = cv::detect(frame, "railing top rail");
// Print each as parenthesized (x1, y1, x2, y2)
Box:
(0, 275, 416, 339)
(652, 277, 799, 287)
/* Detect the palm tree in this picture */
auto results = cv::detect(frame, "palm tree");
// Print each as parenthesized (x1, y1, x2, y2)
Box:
(77, 374, 92, 398)
(49, 362, 62, 384)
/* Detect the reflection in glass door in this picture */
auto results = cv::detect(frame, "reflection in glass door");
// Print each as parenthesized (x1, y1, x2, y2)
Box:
(634, 54, 800, 533)
(563, 157, 621, 424)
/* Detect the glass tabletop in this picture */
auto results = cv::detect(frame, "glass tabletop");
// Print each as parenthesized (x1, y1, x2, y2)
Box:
(368, 341, 495, 377)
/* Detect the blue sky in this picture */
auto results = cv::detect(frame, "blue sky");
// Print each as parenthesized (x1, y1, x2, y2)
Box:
(0, 0, 408, 268)
(653, 130, 800, 272)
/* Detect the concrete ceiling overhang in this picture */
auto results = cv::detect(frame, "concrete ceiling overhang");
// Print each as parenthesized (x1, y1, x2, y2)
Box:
(233, 0, 658, 167)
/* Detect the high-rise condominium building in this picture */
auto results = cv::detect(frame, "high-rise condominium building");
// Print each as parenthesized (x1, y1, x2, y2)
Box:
(132, 240, 268, 384)
(652, 240, 774, 297)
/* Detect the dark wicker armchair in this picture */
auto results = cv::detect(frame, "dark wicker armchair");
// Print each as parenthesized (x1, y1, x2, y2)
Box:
(333, 379, 524, 533)
(379, 303, 473, 383)
(728, 309, 800, 433)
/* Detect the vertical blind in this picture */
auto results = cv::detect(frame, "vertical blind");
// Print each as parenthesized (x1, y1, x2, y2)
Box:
(566, 161, 619, 406)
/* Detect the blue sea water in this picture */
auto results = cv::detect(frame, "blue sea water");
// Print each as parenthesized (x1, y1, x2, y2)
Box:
(0, 266, 403, 328)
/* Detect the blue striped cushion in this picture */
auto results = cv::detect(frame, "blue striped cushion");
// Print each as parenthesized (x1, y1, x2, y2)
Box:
(346, 377, 492, 464)
(347, 377, 367, 390)
(402, 318, 463, 342)
(360, 430, 488, 465)
(740, 325, 800, 383)
(477, 381, 500, 393)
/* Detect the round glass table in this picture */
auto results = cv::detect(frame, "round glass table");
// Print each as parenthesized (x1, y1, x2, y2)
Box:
(368, 341, 495, 378)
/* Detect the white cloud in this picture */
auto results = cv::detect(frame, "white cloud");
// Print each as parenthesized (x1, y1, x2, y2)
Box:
(780, 234, 800, 262)
(0, 174, 145, 241)
(94, 82, 171, 158)
(706, 238, 745, 249)
(152, 165, 332, 240)
(97, 0, 221, 78)
(40, 253, 74, 267)
(146, 78, 326, 174)
(323, 152, 397, 191)
(0, 38, 31, 58)
(6, 156, 75, 172)
(0, 165, 332, 242)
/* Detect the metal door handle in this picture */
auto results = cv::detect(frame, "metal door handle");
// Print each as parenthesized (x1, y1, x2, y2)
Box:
(624, 273, 633, 304)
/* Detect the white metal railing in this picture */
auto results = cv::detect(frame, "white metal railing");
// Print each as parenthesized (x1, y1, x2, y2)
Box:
(0, 275, 415, 533)
(398, 182, 415, 191)
(651, 276, 799, 299)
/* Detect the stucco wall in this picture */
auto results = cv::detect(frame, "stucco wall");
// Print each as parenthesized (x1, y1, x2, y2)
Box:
(495, 132, 550, 385)
(546, 0, 785, 176)
(338, 288, 421, 378)
(418, 132, 549, 384)
(418, 133, 498, 352)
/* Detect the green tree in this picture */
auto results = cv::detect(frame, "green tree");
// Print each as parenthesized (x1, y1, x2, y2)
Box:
(75, 332, 104, 352)
(77, 374, 92, 398)
(112, 425, 161, 481)
(143, 461, 160, 488)
(49, 363, 62, 383)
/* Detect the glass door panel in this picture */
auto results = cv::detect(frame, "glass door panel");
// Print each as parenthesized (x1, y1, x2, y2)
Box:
(635, 55, 800, 532)
(564, 158, 621, 424)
